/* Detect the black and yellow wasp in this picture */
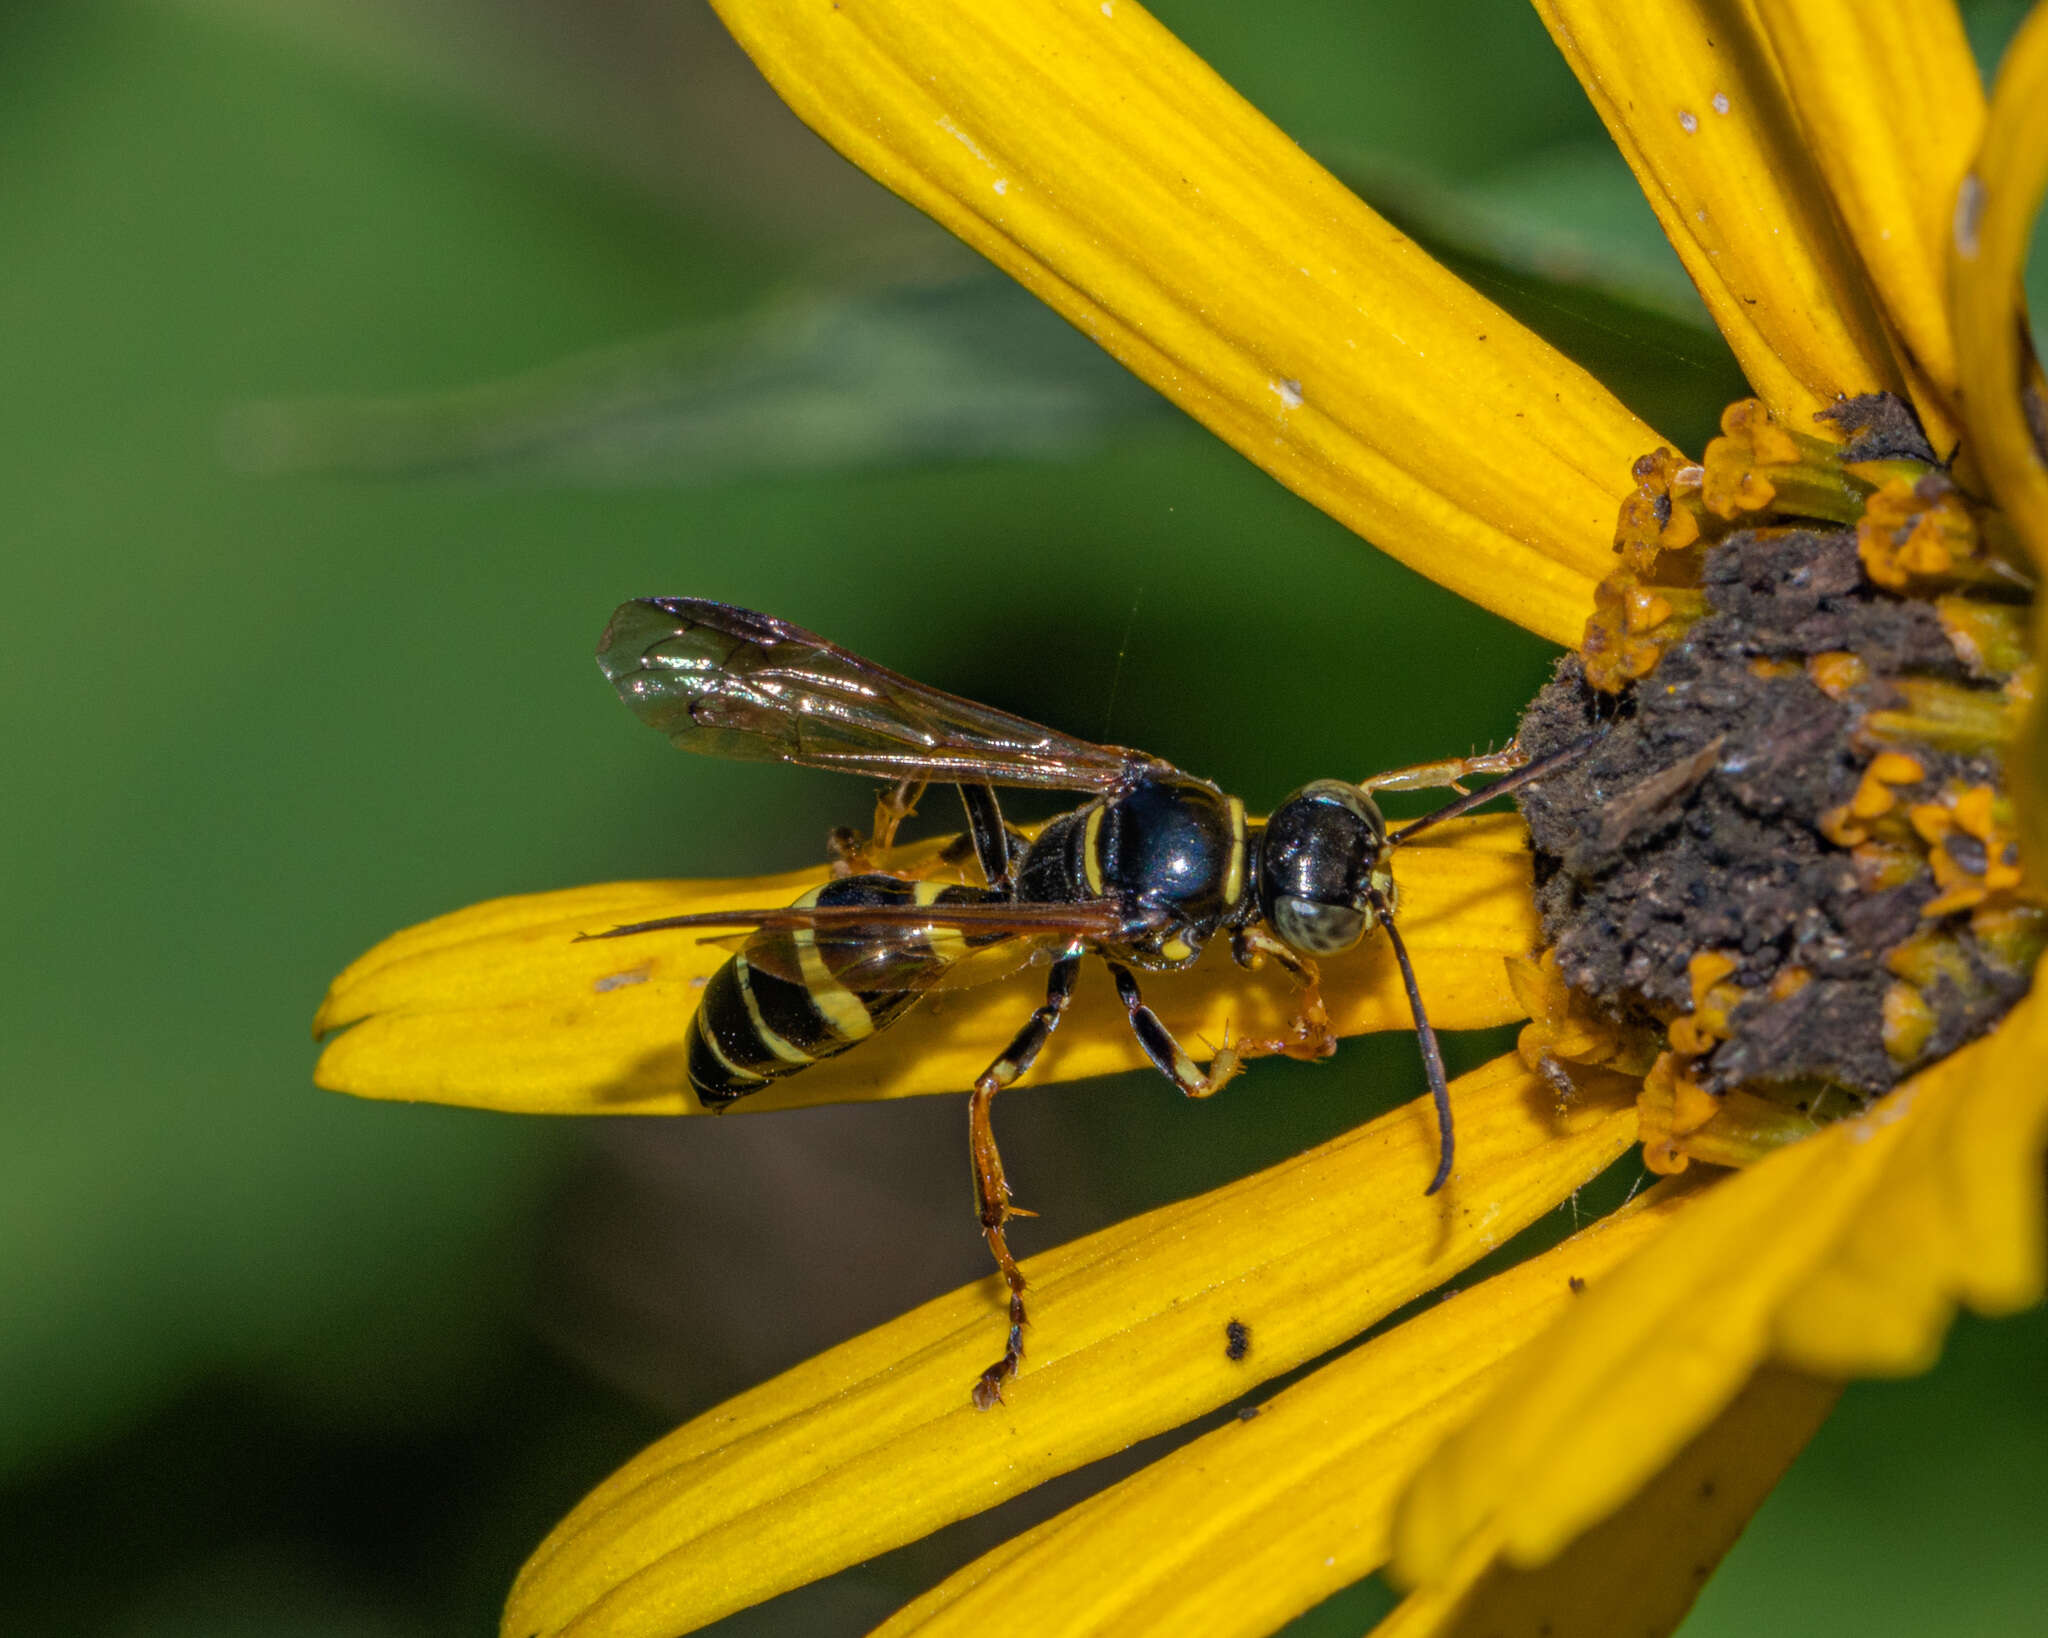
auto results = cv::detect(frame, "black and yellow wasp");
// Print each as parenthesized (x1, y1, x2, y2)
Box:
(588, 597, 1583, 1406)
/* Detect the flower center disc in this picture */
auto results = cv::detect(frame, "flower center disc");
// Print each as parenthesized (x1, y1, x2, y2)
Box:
(1513, 398, 2040, 1154)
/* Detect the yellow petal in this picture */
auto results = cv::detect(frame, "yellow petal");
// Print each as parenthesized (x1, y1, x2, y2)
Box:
(501, 1055, 1640, 1638)
(1772, 952, 2048, 1369)
(871, 1184, 1699, 1638)
(1378, 1367, 1839, 1638)
(1750, 0, 1982, 445)
(707, 0, 1662, 646)
(1532, 0, 1905, 424)
(1951, 0, 2048, 567)
(315, 816, 1539, 1114)
(1394, 965, 2048, 1583)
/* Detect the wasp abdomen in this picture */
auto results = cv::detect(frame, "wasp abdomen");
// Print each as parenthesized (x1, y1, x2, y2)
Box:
(686, 874, 998, 1105)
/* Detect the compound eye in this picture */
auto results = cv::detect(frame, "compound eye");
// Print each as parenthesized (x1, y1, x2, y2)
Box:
(1271, 895, 1366, 955)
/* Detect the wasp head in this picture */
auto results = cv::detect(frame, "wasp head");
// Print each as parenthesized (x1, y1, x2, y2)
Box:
(1256, 779, 1394, 955)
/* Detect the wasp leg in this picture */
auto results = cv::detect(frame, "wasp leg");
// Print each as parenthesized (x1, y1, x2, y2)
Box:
(827, 777, 929, 876)
(1385, 730, 1610, 848)
(936, 822, 1030, 876)
(1224, 924, 1338, 1062)
(968, 946, 1083, 1410)
(1105, 961, 1250, 1100)
(956, 782, 1015, 896)
(824, 826, 865, 878)
(1360, 742, 1527, 797)
(873, 777, 927, 849)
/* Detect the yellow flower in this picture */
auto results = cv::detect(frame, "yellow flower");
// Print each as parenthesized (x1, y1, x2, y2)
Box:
(314, 2, 2048, 1635)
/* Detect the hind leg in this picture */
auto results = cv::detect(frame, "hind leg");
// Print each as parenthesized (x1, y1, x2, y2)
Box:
(968, 947, 1082, 1409)
(827, 777, 928, 875)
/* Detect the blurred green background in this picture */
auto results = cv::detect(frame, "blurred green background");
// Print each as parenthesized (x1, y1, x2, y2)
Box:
(4, 1, 2043, 1633)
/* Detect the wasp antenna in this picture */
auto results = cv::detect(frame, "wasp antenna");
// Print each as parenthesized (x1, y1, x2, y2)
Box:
(1374, 902, 1454, 1194)
(1388, 727, 1607, 847)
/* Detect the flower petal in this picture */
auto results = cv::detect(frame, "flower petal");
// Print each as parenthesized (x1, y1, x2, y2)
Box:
(315, 817, 1539, 1114)
(1377, 1366, 1838, 1638)
(1771, 956, 2048, 1369)
(1532, 0, 1905, 424)
(1749, 0, 1983, 445)
(868, 1184, 1698, 1638)
(500, 1054, 1640, 1638)
(1951, 0, 2048, 568)
(707, 0, 1662, 645)
(1393, 965, 2048, 1583)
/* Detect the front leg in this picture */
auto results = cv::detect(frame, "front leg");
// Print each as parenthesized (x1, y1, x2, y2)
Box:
(1224, 924, 1338, 1063)
(1360, 741, 1527, 797)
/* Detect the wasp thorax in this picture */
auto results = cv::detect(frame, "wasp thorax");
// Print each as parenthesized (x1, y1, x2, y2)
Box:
(1259, 779, 1392, 954)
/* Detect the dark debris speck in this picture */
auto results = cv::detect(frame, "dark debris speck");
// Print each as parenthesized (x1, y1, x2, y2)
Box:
(1817, 392, 1940, 465)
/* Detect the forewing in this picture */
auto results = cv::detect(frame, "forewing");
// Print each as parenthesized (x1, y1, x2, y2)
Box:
(697, 926, 1051, 993)
(597, 597, 1148, 790)
(580, 897, 1134, 990)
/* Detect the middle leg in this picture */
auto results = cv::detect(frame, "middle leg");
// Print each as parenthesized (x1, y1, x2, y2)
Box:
(1105, 960, 1250, 1100)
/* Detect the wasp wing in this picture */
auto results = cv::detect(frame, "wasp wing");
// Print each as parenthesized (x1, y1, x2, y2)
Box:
(692, 926, 1054, 993)
(598, 597, 1154, 792)
(580, 896, 1140, 991)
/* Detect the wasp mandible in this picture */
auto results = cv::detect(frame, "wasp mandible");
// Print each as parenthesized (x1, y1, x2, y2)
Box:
(585, 598, 1591, 1406)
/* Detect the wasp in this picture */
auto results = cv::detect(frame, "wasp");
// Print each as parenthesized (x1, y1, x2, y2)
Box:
(587, 598, 1590, 1406)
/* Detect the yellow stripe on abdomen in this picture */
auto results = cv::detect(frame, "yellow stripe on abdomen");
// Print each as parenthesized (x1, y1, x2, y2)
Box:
(733, 955, 815, 1064)
(793, 925, 876, 1041)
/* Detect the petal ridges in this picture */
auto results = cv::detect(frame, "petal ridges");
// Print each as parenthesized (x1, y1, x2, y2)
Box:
(502, 1056, 1639, 1638)
(709, 0, 1664, 643)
